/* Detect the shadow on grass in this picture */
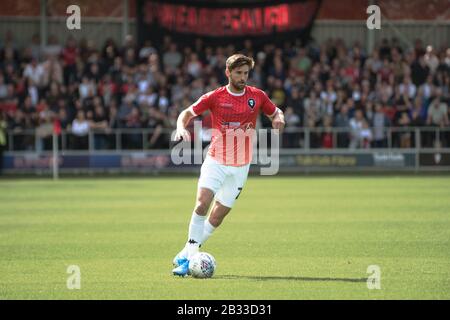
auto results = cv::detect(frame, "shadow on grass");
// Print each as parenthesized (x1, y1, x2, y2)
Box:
(214, 275, 367, 283)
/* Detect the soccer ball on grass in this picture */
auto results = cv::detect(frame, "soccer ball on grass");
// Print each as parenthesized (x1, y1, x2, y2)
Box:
(189, 252, 216, 278)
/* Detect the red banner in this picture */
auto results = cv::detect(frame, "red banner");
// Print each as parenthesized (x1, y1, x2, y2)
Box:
(141, 0, 321, 37)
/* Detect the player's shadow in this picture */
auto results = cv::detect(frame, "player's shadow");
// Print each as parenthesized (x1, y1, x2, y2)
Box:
(214, 275, 367, 283)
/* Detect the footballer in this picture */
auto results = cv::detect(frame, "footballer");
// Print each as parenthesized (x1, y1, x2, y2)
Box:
(172, 54, 285, 276)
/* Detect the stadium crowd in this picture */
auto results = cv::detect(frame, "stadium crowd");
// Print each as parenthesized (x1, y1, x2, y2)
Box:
(0, 31, 449, 151)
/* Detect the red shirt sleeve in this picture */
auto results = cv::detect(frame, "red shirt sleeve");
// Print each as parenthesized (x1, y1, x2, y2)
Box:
(260, 90, 277, 116)
(191, 92, 214, 116)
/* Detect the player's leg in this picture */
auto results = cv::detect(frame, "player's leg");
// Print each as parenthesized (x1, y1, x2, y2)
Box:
(199, 163, 250, 245)
(186, 187, 214, 257)
(196, 200, 230, 247)
(173, 187, 215, 266)
(207, 199, 231, 225)
(172, 157, 226, 275)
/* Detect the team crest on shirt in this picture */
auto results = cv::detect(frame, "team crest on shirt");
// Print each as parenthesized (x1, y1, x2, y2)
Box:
(247, 98, 256, 109)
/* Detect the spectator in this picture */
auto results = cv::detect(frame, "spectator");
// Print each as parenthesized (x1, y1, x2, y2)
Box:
(70, 110, 90, 149)
(321, 115, 334, 148)
(291, 47, 311, 76)
(424, 45, 439, 74)
(321, 80, 337, 115)
(163, 43, 182, 74)
(57, 107, 70, 131)
(79, 77, 96, 101)
(91, 104, 109, 150)
(411, 55, 429, 87)
(397, 112, 412, 148)
(270, 79, 286, 107)
(186, 53, 203, 79)
(306, 118, 321, 149)
(427, 97, 449, 128)
(121, 106, 141, 149)
(42, 35, 62, 58)
(360, 120, 373, 148)
(334, 104, 350, 148)
(28, 34, 42, 61)
(285, 86, 304, 119)
(426, 97, 449, 147)
(139, 40, 157, 63)
(349, 109, 367, 149)
(372, 103, 391, 148)
(118, 96, 135, 126)
(23, 58, 44, 87)
(303, 91, 322, 125)
(282, 107, 300, 148)
(147, 106, 166, 149)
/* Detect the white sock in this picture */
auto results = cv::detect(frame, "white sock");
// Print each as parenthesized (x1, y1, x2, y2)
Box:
(186, 211, 206, 259)
(200, 219, 216, 245)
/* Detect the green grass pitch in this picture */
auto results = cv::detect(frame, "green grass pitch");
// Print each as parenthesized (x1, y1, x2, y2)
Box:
(0, 176, 449, 299)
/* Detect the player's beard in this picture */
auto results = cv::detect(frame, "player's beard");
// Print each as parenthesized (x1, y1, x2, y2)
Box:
(230, 79, 246, 92)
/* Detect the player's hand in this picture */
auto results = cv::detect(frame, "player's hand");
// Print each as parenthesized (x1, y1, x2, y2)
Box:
(174, 128, 191, 142)
(272, 114, 285, 133)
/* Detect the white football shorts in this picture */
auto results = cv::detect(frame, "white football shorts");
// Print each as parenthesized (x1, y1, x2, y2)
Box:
(197, 156, 250, 208)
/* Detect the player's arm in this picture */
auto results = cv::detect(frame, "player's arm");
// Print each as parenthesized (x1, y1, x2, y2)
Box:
(267, 107, 285, 132)
(174, 92, 213, 141)
(261, 90, 285, 132)
(174, 106, 196, 142)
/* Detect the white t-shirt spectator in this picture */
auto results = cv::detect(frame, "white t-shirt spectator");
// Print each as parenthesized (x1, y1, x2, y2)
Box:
(138, 79, 149, 94)
(163, 51, 182, 70)
(28, 85, 39, 106)
(138, 91, 158, 107)
(158, 95, 169, 113)
(398, 82, 417, 99)
(427, 101, 448, 126)
(360, 128, 372, 141)
(187, 60, 202, 78)
(23, 63, 44, 86)
(79, 81, 96, 100)
(72, 119, 90, 136)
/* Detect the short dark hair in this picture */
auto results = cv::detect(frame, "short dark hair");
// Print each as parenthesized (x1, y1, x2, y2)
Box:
(226, 54, 255, 72)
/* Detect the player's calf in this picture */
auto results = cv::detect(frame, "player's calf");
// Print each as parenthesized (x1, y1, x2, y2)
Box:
(208, 200, 232, 227)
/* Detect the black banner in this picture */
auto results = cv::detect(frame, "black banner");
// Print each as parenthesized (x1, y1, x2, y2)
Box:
(136, 0, 322, 47)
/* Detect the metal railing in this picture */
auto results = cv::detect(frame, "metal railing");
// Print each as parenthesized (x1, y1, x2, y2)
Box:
(4, 126, 450, 152)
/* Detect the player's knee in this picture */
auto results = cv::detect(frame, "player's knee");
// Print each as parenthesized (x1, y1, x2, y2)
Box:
(194, 199, 210, 216)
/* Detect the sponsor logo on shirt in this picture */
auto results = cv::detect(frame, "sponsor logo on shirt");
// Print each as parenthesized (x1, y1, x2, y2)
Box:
(222, 122, 241, 129)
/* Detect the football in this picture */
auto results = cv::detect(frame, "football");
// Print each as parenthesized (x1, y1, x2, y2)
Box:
(189, 252, 216, 278)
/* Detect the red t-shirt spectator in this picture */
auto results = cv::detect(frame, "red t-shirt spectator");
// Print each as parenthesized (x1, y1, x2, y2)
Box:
(62, 46, 78, 66)
(322, 132, 333, 148)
